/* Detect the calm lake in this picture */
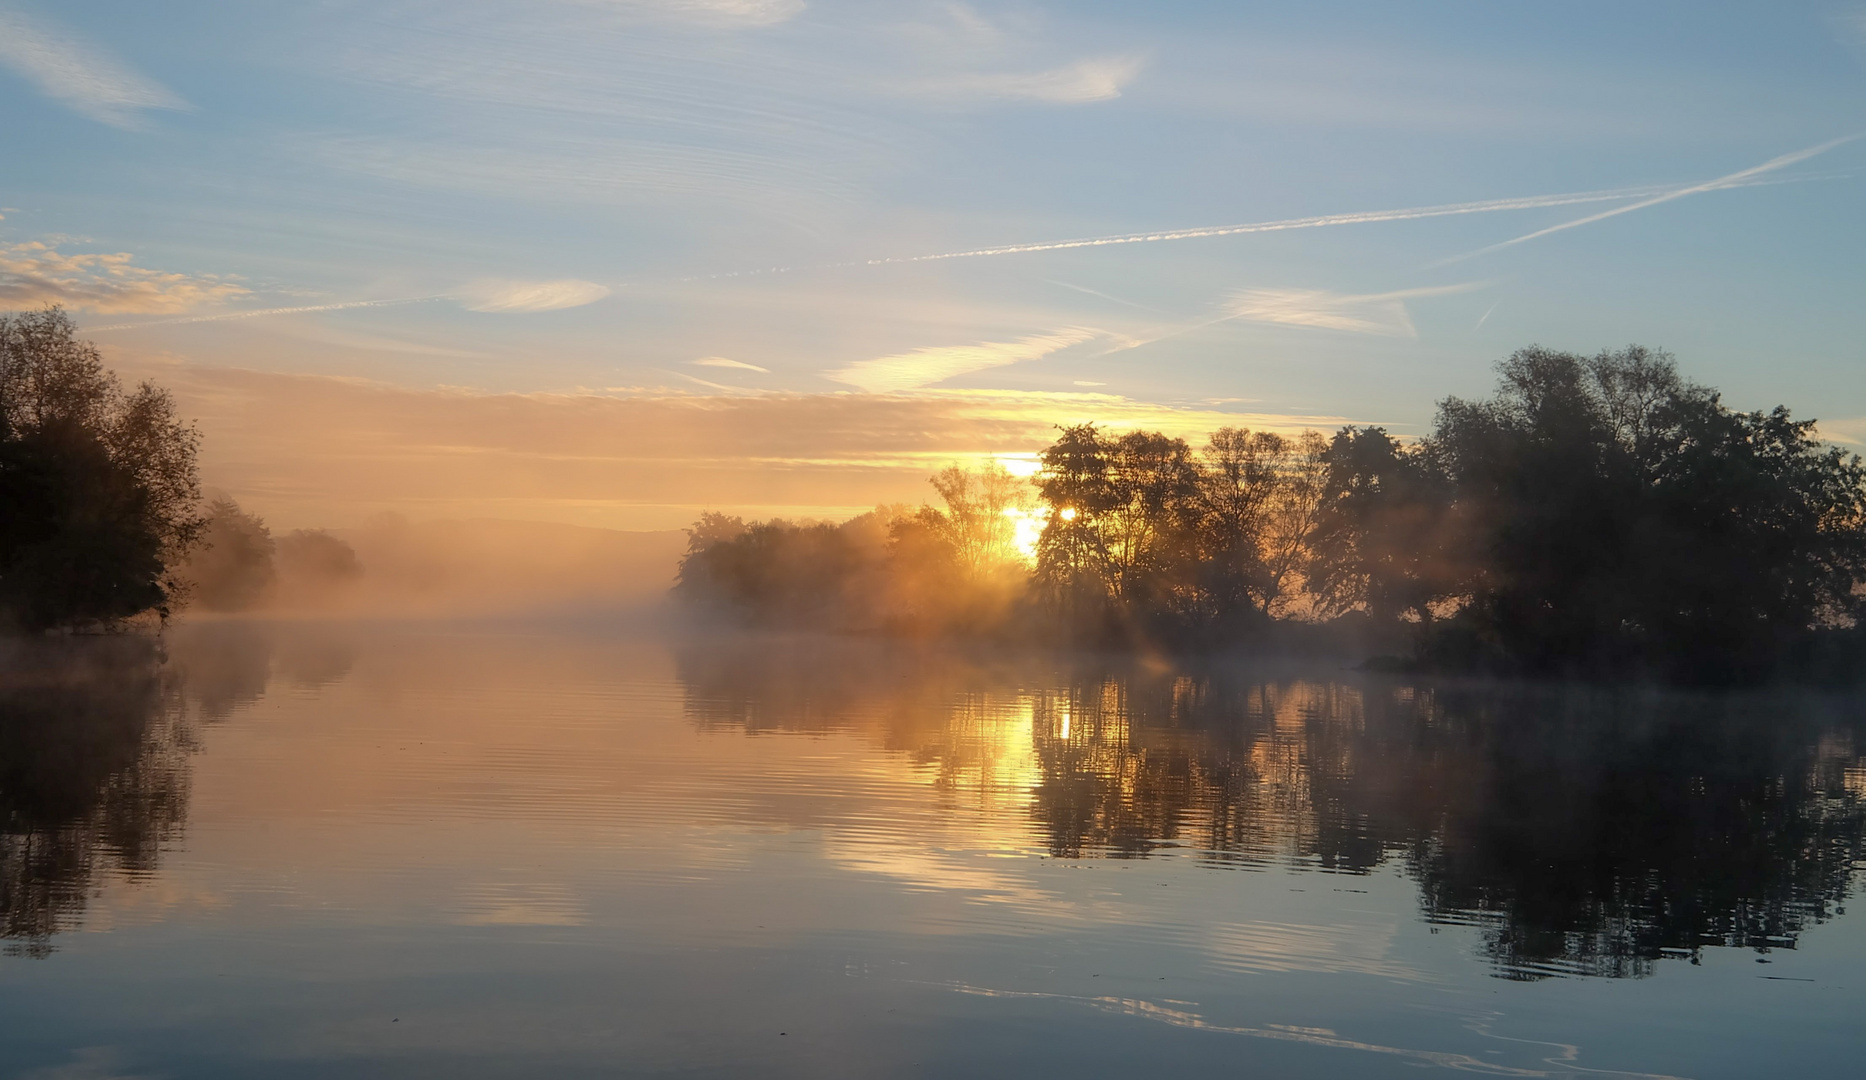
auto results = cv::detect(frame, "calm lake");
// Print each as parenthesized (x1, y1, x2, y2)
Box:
(2, 621, 1863, 1078)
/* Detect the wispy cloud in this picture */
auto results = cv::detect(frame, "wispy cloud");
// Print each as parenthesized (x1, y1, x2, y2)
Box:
(1227, 283, 1482, 337)
(1438, 134, 1862, 264)
(454, 279, 612, 313)
(911, 54, 1146, 104)
(827, 328, 1101, 392)
(0, 241, 246, 313)
(693, 356, 769, 372)
(581, 0, 804, 27)
(0, 7, 185, 128)
(83, 296, 444, 333)
(1815, 416, 1866, 446)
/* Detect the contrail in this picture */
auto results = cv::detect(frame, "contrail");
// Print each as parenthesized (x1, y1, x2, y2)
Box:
(1433, 135, 1862, 265)
(682, 172, 1842, 283)
(74, 156, 1856, 333)
(82, 295, 446, 333)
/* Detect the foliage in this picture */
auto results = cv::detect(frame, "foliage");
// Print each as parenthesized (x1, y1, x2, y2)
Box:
(0, 308, 204, 630)
(180, 497, 276, 612)
(675, 345, 1866, 682)
(1420, 347, 1866, 679)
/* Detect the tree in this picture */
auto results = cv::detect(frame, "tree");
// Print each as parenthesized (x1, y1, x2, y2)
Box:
(926, 461, 1031, 580)
(1307, 426, 1458, 625)
(0, 308, 204, 630)
(1427, 346, 1866, 678)
(180, 498, 276, 612)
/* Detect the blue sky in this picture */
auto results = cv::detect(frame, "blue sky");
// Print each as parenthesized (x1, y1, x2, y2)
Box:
(3, 1, 1863, 526)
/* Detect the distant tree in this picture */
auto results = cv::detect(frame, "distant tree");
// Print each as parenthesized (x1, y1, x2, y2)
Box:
(273, 529, 362, 602)
(0, 308, 204, 631)
(676, 509, 903, 628)
(181, 498, 276, 612)
(1193, 427, 1330, 619)
(925, 461, 1030, 580)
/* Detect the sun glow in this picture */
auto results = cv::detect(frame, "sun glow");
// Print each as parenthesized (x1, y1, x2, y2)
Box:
(1003, 507, 1047, 563)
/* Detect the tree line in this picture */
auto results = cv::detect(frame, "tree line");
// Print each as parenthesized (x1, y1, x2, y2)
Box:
(679, 346, 1866, 682)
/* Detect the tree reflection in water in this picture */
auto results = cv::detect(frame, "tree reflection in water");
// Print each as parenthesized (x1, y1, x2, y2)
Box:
(0, 637, 191, 956)
(677, 636, 1866, 979)
(0, 623, 355, 956)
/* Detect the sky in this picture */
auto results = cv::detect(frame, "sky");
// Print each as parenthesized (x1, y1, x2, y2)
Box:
(2, 0, 1864, 530)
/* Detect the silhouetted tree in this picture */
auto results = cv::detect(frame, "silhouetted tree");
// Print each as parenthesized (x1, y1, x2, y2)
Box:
(1427, 347, 1866, 679)
(1306, 426, 1461, 625)
(676, 508, 904, 628)
(0, 308, 204, 630)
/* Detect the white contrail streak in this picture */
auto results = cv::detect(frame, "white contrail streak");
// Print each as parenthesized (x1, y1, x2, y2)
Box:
(685, 187, 1671, 282)
(71, 156, 1856, 333)
(683, 173, 1842, 283)
(82, 296, 446, 333)
(1435, 135, 1862, 265)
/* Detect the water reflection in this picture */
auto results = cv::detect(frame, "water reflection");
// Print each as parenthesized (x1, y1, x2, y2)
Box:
(678, 635, 1866, 979)
(0, 623, 356, 955)
(0, 637, 191, 955)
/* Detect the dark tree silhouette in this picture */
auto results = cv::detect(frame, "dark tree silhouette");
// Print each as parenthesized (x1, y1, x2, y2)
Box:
(1420, 347, 1866, 679)
(0, 308, 204, 630)
(676, 346, 1866, 682)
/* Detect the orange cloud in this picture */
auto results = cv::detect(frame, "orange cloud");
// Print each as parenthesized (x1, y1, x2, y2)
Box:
(0, 242, 248, 313)
(127, 362, 1350, 530)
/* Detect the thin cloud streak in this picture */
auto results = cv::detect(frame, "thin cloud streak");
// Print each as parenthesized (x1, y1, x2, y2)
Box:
(1227, 282, 1485, 337)
(0, 7, 186, 127)
(693, 356, 770, 372)
(1435, 134, 1863, 265)
(83, 297, 448, 333)
(827, 328, 1102, 392)
(685, 174, 1843, 283)
(455, 278, 612, 313)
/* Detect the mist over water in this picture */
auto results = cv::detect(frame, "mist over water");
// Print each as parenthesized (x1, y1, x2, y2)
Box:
(1, 620, 1862, 1077)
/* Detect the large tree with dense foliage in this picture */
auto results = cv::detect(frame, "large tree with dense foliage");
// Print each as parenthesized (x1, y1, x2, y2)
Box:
(0, 308, 204, 630)
(1419, 346, 1866, 679)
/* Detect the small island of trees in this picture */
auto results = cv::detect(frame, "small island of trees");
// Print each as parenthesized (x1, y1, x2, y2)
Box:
(0, 308, 365, 633)
(679, 347, 1866, 684)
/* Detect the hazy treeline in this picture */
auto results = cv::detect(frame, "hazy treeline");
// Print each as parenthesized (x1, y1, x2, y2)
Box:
(0, 307, 684, 626)
(178, 499, 688, 617)
(680, 347, 1866, 682)
(179, 497, 364, 612)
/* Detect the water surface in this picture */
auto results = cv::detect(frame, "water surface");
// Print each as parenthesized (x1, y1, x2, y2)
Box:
(2, 622, 1863, 1078)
